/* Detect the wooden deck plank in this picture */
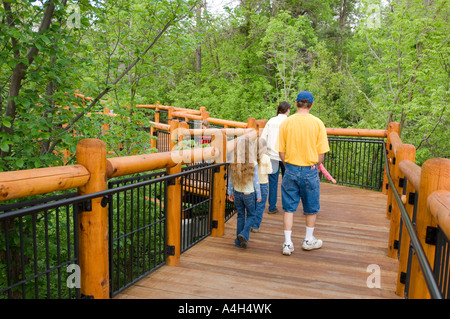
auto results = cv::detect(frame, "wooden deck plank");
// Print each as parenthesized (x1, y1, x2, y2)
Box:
(115, 183, 400, 299)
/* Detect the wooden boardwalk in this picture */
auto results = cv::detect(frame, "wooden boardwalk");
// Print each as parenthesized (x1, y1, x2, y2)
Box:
(116, 183, 400, 299)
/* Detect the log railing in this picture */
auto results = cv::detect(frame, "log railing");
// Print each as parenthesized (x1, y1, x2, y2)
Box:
(0, 109, 253, 299)
(1, 99, 449, 299)
(384, 123, 449, 299)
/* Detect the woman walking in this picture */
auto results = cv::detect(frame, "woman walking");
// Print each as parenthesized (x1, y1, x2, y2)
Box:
(260, 101, 291, 214)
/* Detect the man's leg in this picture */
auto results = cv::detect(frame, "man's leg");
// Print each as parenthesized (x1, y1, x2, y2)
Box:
(280, 163, 300, 255)
(302, 213, 322, 250)
(283, 211, 294, 231)
(283, 211, 294, 244)
(301, 166, 322, 250)
(282, 212, 295, 255)
(304, 214, 317, 243)
(305, 214, 316, 227)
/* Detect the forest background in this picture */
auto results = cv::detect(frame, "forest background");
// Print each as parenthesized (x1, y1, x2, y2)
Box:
(0, 0, 448, 172)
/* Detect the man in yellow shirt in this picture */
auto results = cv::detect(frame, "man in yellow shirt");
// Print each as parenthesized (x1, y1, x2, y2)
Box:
(276, 91, 330, 255)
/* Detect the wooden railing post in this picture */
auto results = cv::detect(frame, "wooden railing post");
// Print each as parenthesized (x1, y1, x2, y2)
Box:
(168, 106, 174, 121)
(200, 106, 209, 121)
(408, 158, 450, 299)
(211, 131, 227, 237)
(256, 119, 267, 137)
(388, 141, 413, 258)
(166, 119, 181, 266)
(384, 122, 401, 196)
(76, 138, 109, 299)
(155, 101, 160, 123)
(393, 145, 416, 296)
(149, 126, 157, 149)
(247, 117, 256, 130)
(149, 102, 160, 149)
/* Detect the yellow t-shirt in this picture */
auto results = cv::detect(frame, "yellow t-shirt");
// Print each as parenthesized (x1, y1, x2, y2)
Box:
(276, 113, 330, 166)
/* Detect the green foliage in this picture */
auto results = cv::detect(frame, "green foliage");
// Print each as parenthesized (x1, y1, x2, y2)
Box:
(0, 0, 447, 171)
(0, 0, 447, 299)
(0, 0, 197, 171)
(349, 0, 449, 164)
(259, 10, 317, 100)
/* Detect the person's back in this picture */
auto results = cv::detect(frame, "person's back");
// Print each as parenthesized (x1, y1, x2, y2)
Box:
(261, 101, 291, 214)
(277, 91, 329, 255)
(278, 113, 328, 167)
(262, 113, 288, 161)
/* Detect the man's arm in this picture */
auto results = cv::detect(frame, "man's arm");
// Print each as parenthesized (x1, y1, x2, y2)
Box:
(318, 153, 325, 166)
(279, 152, 286, 166)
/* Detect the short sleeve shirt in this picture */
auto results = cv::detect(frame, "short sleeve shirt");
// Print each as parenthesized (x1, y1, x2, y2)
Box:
(276, 113, 329, 166)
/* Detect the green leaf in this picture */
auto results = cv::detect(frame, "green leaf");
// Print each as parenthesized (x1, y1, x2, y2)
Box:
(0, 142, 9, 152)
(15, 158, 24, 168)
(41, 34, 51, 44)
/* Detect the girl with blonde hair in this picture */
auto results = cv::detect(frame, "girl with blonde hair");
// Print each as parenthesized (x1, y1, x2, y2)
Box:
(227, 135, 262, 248)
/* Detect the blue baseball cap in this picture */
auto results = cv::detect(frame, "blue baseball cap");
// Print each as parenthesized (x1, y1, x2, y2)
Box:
(296, 91, 314, 103)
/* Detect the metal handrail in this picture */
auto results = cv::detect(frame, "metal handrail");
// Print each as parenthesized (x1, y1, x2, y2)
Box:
(0, 163, 225, 221)
(383, 143, 442, 299)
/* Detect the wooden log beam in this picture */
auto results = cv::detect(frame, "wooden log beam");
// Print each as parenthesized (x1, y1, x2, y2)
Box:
(207, 117, 248, 128)
(106, 147, 218, 178)
(327, 127, 387, 138)
(149, 121, 170, 131)
(428, 190, 450, 243)
(399, 160, 421, 191)
(0, 165, 89, 201)
(389, 132, 402, 155)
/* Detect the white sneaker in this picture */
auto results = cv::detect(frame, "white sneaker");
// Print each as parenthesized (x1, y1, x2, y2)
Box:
(282, 243, 294, 256)
(302, 237, 323, 251)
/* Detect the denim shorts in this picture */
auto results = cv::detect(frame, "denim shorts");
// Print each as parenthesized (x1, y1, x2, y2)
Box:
(281, 163, 320, 214)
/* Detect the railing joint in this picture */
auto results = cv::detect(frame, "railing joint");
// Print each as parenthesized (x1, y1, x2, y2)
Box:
(167, 245, 176, 256)
(393, 239, 399, 250)
(400, 272, 407, 284)
(408, 192, 416, 205)
(77, 199, 92, 212)
(101, 195, 110, 208)
(425, 226, 438, 246)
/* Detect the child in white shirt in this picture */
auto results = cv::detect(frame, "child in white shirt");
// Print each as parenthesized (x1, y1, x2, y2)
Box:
(252, 138, 272, 232)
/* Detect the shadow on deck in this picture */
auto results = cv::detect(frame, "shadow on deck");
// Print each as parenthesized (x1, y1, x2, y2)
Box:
(116, 183, 400, 299)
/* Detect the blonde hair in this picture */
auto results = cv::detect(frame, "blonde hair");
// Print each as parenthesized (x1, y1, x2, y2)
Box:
(229, 135, 255, 189)
(201, 120, 210, 129)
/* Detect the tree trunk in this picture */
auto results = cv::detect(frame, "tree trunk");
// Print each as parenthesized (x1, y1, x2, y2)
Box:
(195, 2, 203, 87)
(0, 0, 56, 158)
